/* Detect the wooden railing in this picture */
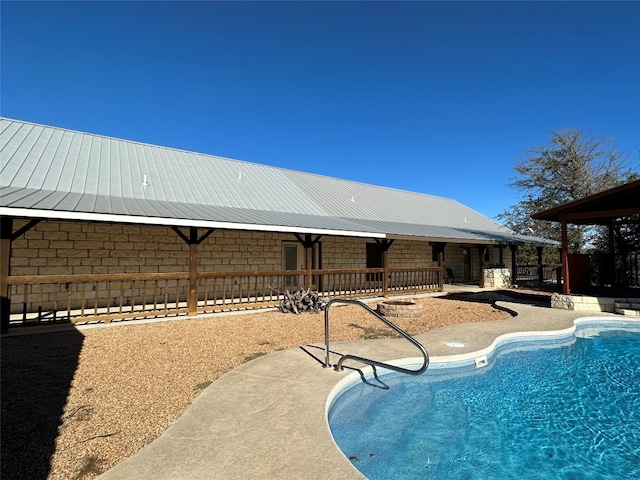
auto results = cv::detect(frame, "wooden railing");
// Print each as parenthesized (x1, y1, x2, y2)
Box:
(6, 266, 443, 328)
(515, 264, 561, 284)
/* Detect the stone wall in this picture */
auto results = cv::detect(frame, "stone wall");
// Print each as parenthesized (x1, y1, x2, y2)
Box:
(7, 219, 513, 315)
(10, 220, 446, 276)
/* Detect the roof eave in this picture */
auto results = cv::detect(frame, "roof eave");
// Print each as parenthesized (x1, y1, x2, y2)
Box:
(0, 207, 387, 239)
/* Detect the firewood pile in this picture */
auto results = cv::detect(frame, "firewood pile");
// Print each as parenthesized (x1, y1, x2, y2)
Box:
(278, 288, 326, 314)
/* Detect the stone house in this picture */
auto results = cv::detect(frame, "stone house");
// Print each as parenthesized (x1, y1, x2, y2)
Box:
(0, 118, 555, 331)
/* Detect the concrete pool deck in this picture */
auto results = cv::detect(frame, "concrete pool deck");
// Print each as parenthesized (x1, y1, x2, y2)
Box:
(98, 291, 625, 480)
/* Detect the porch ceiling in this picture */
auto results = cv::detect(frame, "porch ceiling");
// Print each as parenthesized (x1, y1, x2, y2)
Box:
(0, 188, 386, 239)
(1, 187, 556, 246)
(532, 179, 640, 225)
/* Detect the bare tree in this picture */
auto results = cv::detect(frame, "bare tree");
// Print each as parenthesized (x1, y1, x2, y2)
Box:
(498, 129, 637, 254)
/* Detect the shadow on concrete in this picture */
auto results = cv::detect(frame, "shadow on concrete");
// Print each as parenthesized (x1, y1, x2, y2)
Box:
(1, 329, 84, 480)
(441, 289, 552, 308)
(299, 345, 390, 389)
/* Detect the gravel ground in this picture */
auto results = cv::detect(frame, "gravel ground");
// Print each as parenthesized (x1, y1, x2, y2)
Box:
(1, 293, 527, 480)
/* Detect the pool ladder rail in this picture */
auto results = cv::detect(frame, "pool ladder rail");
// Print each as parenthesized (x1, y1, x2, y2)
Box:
(323, 298, 429, 375)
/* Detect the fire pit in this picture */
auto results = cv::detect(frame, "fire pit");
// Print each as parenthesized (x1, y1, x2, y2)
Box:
(377, 300, 422, 318)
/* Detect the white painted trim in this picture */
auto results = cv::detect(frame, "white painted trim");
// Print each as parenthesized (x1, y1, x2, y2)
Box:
(0, 207, 386, 239)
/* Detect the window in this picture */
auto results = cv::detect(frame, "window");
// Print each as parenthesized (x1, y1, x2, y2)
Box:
(431, 242, 446, 262)
(493, 246, 504, 266)
(366, 243, 382, 282)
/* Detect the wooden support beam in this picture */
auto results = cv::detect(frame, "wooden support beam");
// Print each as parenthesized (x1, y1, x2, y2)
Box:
(1, 216, 14, 334)
(294, 234, 322, 289)
(374, 238, 394, 252)
(437, 251, 444, 291)
(509, 245, 518, 287)
(536, 246, 544, 283)
(561, 220, 570, 294)
(476, 245, 487, 288)
(305, 241, 313, 289)
(382, 248, 389, 297)
(431, 242, 446, 262)
(172, 227, 215, 245)
(374, 239, 394, 297)
(171, 227, 215, 316)
(189, 235, 198, 316)
(294, 233, 321, 249)
(11, 219, 41, 241)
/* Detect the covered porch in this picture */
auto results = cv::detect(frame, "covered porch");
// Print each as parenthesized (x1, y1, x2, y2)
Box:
(532, 179, 640, 314)
(0, 215, 554, 332)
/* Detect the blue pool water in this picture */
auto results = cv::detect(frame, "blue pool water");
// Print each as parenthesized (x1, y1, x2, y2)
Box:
(328, 325, 640, 479)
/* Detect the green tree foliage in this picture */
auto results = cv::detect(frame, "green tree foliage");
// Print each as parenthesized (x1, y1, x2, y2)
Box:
(497, 129, 638, 257)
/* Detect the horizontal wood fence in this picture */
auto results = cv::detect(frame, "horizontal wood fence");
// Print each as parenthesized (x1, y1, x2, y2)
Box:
(6, 266, 443, 328)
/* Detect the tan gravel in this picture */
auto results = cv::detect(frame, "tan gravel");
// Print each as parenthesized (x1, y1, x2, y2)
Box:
(1, 294, 517, 480)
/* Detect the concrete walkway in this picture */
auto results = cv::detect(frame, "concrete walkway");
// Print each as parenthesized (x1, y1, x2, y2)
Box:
(98, 294, 628, 480)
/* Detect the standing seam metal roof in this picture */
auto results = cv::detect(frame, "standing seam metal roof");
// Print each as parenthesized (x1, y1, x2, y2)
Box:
(1, 117, 555, 246)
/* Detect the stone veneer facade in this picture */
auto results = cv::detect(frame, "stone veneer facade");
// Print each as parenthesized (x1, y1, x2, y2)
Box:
(10, 219, 511, 277)
(7, 219, 513, 314)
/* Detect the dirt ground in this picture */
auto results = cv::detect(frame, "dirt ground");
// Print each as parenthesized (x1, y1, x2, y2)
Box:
(1, 290, 549, 480)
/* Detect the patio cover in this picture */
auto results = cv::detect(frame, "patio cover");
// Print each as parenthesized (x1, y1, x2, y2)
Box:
(532, 179, 640, 294)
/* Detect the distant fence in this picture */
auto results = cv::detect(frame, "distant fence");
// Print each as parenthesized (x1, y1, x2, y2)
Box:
(515, 264, 560, 284)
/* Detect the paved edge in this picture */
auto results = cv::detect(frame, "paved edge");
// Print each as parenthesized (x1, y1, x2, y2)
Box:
(98, 302, 628, 480)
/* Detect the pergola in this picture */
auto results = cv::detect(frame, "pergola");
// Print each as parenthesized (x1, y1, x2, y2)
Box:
(532, 179, 640, 295)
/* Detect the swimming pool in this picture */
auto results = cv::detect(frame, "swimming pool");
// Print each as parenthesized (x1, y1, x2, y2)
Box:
(328, 320, 640, 479)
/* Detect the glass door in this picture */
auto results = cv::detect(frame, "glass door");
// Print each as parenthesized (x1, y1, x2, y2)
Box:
(282, 242, 320, 290)
(283, 243, 302, 290)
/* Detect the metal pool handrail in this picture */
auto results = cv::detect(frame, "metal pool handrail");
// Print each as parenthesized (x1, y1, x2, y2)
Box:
(323, 298, 429, 375)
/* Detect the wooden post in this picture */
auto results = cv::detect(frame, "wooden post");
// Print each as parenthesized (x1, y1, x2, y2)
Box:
(294, 234, 321, 290)
(172, 227, 215, 317)
(509, 244, 518, 287)
(437, 251, 444, 291)
(382, 248, 389, 297)
(561, 218, 570, 294)
(374, 239, 394, 297)
(188, 228, 198, 316)
(1, 217, 13, 334)
(476, 245, 486, 288)
(305, 236, 313, 289)
(608, 221, 616, 287)
(536, 246, 544, 283)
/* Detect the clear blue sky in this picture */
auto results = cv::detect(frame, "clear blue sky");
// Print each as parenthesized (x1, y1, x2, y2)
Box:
(2, 1, 639, 220)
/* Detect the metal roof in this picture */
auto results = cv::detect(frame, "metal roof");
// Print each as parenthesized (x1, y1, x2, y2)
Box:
(532, 179, 640, 225)
(1, 118, 555, 246)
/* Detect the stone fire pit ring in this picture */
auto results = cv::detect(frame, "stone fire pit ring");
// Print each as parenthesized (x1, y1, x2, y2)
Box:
(377, 300, 422, 318)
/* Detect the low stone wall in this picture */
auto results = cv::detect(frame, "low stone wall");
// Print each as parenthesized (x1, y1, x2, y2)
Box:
(551, 293, 640, 316)
(377, 300, 422, 317)
(483, 267, 511, 288)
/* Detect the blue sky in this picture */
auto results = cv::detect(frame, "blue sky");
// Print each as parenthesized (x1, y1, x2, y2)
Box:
(2, 1, 639, 220)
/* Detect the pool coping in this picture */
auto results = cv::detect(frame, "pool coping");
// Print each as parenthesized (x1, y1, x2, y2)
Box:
(98, 301, 632, 480)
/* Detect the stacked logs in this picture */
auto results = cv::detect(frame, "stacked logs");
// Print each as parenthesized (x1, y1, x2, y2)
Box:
(278, 288, 326, 314)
